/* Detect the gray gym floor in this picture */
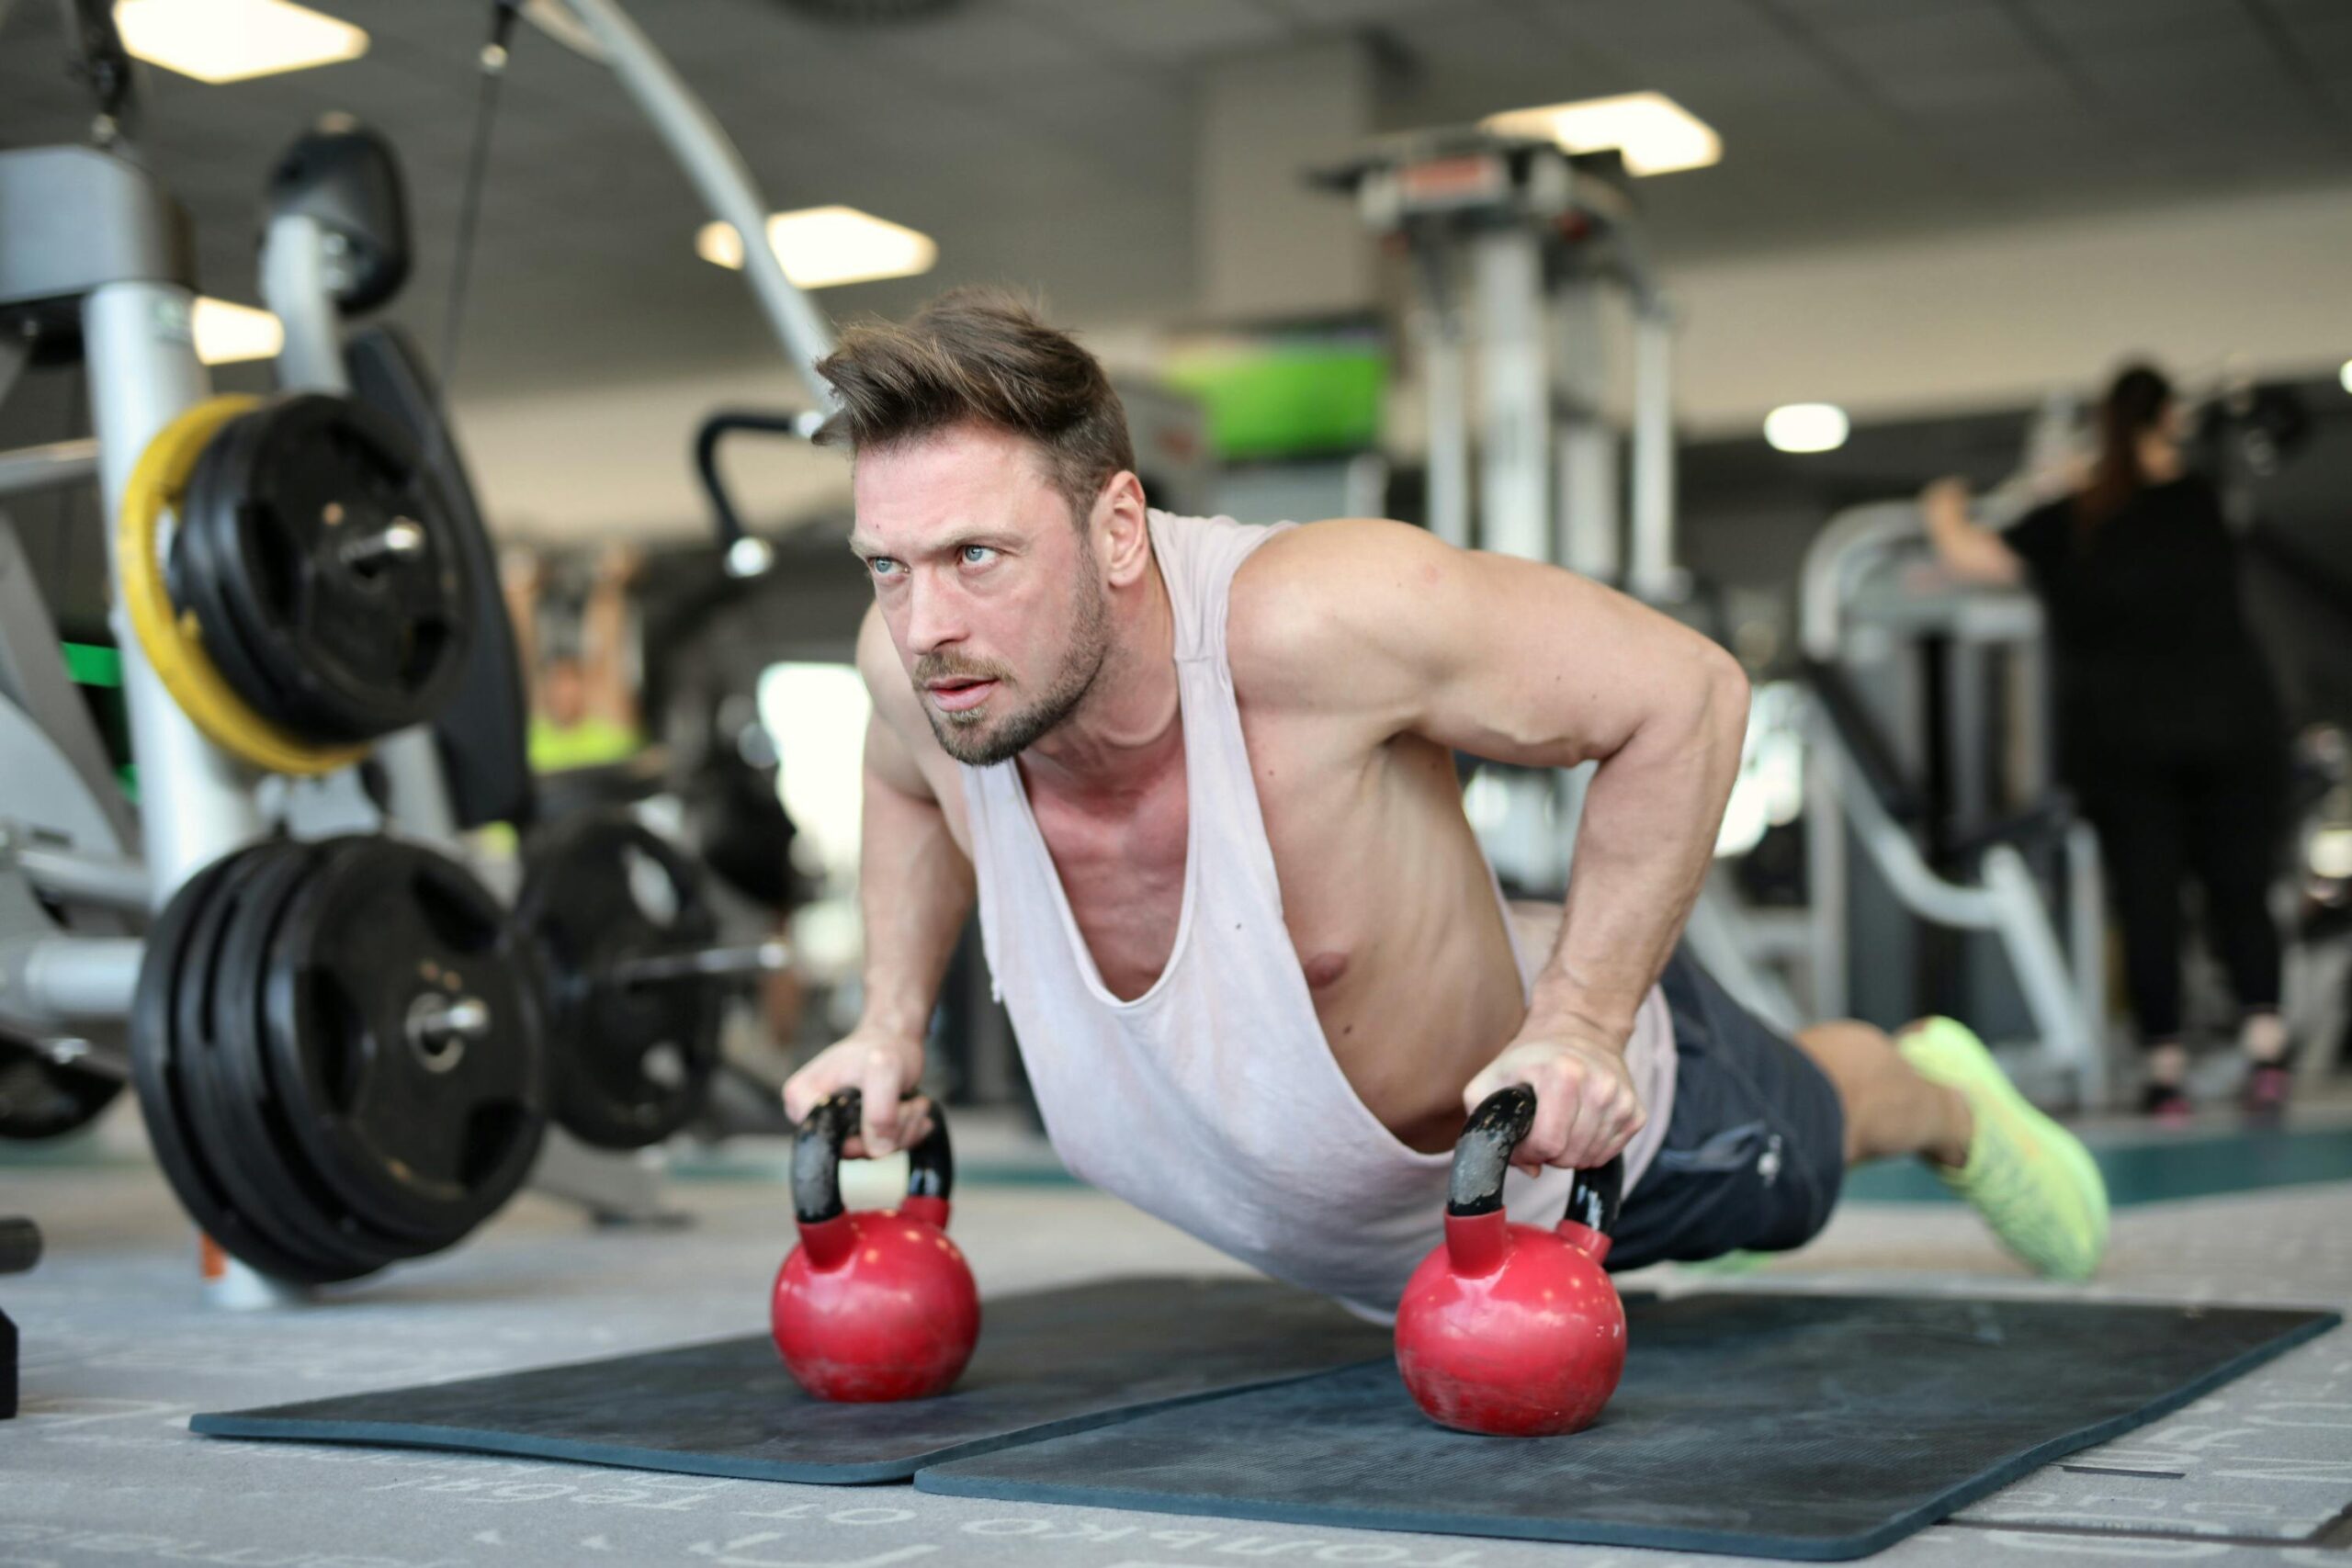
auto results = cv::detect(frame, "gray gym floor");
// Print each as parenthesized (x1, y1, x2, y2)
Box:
(6, 1106, 2350, 1568)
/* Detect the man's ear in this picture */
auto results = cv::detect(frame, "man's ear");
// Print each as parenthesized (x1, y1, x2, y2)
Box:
(1094, 471, 1152, 588)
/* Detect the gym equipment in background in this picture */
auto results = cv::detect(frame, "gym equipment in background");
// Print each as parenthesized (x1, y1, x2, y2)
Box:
(518, 809, 782, 1151)
(1320, 128, 1799, 1036)
(0, 0, 832, 1285)
(1793, 503, 2108, 1109)
(129, 835, 546, 1282)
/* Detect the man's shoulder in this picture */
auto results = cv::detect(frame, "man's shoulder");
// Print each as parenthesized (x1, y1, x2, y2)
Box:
(1226, 518, 1450, 707)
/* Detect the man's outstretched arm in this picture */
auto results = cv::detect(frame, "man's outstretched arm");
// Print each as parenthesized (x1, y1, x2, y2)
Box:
(782, 607, 976, 1156)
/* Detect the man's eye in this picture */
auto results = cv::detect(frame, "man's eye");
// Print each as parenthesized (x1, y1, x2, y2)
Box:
(868, 558, 902, 578)
(962, 545, 998, 566)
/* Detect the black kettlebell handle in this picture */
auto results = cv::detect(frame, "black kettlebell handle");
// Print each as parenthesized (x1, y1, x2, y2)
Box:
(1447, 1084, 1622, 1235)
(792, 1089, 955, 1225)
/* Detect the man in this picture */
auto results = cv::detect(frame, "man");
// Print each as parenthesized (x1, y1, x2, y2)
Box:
(783, 289, 2108, 1318)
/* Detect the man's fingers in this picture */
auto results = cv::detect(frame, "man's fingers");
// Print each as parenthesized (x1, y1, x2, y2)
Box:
(782, 1067, 838, 1125)
(1463, 1048, 1645, 1172)
(1520, 1085, 1566, 1168)
(858, 1051, 906, 1154)
(1548, 1069, 1601, 1169)
(1460, 1065, 1510, 1117)
(1566, 1096, 1645, 1169)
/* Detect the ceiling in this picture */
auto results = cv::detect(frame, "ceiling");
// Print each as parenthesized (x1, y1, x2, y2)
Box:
(2, 0, 2347, 400)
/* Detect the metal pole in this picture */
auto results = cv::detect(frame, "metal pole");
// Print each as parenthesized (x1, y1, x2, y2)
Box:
(548, 0, 838, 409)
(2064, 819, 2109, 1109)
(1554, 280, 1618, 581)
(84, 282, 265, 898)
(259, 213, 345, 394)
(1628, 303, 1678, 602)
(1474, 227, 1546, 563)
(1418, 299, 1470, 549)
(0, 438, 99, 500)
(1, 934, 143, 1021)
(11, 841, 150, 914)
(1982, 846, 2098, 1103)
(607, 939, 790, 989)
(1804, 706, 1849, 1020)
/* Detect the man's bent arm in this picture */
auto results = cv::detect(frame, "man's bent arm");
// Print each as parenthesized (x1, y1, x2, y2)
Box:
(1533, 636, 1745, 1048)
(1238, 519, 1749, 1053)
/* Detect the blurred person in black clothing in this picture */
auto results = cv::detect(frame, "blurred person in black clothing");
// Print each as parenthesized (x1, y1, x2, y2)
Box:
(1924, 364, 2290, 1122)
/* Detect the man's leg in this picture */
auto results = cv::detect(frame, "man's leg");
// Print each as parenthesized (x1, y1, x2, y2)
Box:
(1790, 1021, 1972, 1168)
(1507, 907, 2105, 1280)
(1791, 1019, 2109, 1278)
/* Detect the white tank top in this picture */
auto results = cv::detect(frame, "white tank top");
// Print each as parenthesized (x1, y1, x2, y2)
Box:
(958, 511, 1675, 1318)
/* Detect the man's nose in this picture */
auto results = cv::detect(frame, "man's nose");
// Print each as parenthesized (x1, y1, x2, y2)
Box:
(903, 570, 967, 654)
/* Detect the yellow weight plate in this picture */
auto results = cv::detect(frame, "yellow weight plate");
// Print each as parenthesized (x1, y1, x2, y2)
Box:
(116, 396, 368, 776)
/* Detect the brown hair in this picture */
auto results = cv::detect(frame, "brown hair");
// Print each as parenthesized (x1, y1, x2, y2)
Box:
(2076, 362, 2174, 530)
(812, 288, 1135, 525)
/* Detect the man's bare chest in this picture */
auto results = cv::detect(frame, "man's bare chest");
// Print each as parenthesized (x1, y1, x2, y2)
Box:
(1027, 718, 1454, 1009)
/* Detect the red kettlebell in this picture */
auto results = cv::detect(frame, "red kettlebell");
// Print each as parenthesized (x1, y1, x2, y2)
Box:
(771, 1089, 980, 1402)
(1395, 1084, 1625, 1437)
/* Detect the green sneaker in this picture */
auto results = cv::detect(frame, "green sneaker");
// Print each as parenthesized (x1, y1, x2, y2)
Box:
(1897, 1018, 2109, 1281)
(1678, 1250, 1769, 1278)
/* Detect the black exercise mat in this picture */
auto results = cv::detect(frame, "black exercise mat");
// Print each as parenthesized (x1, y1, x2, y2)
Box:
(917, 1292, 2341, 1561)
(192, 1277, 1391, 1483)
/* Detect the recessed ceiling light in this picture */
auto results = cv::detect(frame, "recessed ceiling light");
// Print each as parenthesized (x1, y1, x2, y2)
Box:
(2340, 359, 2352, 396)
(1481, 91, 1721, 176)
(191, 298, 284, 365)
(695, 207, 938, 289)
(113, 0, 368, 85)
(1764, 403, 1849, 454)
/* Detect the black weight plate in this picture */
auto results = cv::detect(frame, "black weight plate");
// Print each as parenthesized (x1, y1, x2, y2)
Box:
(175, 840, 402, 1278)
(518, 813, 722, 1150)
(197, 840, 415, 1273)
(174, 409, 300, 730)
(262, 837, 545, 1245)
(345, 324, 535, 830)
(210, 397, 474, 741)
(0, 1040, 121, 1140)
(129, 852, 366, 1286)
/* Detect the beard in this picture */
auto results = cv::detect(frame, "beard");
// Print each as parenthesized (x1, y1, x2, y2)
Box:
(916, 563, 1112, 767)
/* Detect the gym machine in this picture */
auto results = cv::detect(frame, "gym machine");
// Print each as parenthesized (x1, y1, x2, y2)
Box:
(1795, 502, 2109, 1109)
(0, 0, 842, 1295)
(1319, 129, 1799, 1033)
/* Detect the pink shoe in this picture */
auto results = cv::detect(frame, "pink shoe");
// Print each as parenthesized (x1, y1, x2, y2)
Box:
(2241, 1063, 2291, 1125)
(2141, 1083, 2192, 1126)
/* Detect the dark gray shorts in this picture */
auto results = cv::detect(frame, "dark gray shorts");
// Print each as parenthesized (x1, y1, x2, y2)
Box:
(1607, 948, 1847, 1270)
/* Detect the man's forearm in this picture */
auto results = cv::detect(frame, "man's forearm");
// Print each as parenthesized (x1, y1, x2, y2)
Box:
(857, 770, 978, 1043)
(1527, 652, 1747, 1047)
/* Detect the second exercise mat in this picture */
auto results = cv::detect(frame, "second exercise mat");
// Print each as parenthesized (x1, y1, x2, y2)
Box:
(191, 1276, 1390, 1483)
(917, 1291, 2339, 1561)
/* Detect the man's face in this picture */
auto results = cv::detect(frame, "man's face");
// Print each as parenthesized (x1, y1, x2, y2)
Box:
(542, 658, 587, 727)
(851, 423, 1111, 766)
